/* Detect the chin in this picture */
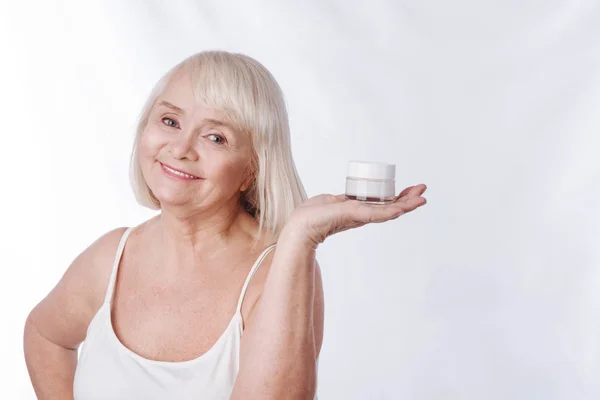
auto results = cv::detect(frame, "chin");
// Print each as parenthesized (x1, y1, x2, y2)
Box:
(152, 188, 194, 208)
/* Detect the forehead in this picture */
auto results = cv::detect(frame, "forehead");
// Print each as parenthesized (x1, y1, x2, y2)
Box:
(159, 69, 195, 104)
(156, 70, 223, 119)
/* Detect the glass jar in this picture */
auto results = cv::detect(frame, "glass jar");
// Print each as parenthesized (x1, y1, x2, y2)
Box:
(345, 161, 396, 204)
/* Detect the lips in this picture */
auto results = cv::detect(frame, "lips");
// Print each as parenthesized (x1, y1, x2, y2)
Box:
(160, 162, 201, 180)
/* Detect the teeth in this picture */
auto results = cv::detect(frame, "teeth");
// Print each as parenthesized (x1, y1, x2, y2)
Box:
(163, 164, 198, 179)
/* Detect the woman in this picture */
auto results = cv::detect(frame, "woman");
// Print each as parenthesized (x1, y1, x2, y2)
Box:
(23, 51, 427, 399)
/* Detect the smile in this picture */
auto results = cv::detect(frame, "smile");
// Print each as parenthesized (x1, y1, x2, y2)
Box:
(160, 163, 201, 180)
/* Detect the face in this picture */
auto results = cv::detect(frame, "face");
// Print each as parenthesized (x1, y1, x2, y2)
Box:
(139, 70, 255, 212)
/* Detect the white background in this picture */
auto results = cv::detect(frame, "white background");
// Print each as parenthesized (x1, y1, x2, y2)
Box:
(1, 1, 599, 399)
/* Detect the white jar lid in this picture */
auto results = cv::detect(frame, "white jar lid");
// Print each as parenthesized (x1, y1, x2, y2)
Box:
(347, 161, 395, 180)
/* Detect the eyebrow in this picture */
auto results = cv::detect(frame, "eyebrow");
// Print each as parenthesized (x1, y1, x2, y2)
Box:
(157, 100, 185, 114)
(156, 101, 238, 133)
(204, 118, 237, 132)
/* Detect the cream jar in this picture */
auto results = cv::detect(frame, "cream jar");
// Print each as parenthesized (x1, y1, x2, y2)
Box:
(345, 161, 396, 204)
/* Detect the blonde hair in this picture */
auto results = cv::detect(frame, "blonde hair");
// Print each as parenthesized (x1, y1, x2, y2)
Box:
(130, 51, 307, 241)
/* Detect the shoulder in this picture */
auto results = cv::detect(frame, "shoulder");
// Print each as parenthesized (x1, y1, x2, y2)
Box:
(240, 244, 277, 318)
(242, 246, 324, 303)
(240, 247, 325, 355)
(56, 226, 130, 309)
(27, 226, 130, 349)
(88, 226, 130, 258)
(66, 226, 131, 308)
(240, 246, 324, 325)
(84, 226, 131, 297)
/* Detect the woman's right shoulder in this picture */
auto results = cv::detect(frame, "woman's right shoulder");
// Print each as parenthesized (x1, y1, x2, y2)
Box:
(26, 227, 131, 349)
(81, 226, 130, 299)
(87, 226, 130, 263)
(90, 225, 129, 254)
(62, 226, 131, 305)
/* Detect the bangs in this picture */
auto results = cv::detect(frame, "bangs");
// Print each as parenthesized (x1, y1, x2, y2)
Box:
(185, 54, 263, 138)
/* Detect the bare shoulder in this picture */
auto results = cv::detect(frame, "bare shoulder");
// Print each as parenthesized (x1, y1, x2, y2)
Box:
(239, 245, 277, 319)
(241, 248, 325, 356)
(26, 226, 129, 350)
(241, 248, 324, 310)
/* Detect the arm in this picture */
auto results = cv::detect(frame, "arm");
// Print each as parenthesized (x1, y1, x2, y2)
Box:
(231, 185, 427, 399)
(23, 228, 126, 399)
(231, 228, 323, 400)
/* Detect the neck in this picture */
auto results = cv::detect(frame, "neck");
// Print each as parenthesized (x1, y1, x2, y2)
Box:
(152, 201, 260, 272)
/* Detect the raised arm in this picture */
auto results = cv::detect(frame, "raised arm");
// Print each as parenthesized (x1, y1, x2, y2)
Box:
(231, 184, 428, 399)
(232, 230, 324, 399)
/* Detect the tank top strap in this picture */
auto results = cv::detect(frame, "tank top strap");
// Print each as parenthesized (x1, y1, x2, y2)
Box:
(103, 227, 134, 305)
(236, 244, 277, 313)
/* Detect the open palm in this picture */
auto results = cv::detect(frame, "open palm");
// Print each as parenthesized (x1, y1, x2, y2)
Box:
(287, 184, 428, 247)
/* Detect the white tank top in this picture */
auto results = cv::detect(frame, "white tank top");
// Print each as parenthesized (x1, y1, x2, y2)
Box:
(73, 226, 308, 399)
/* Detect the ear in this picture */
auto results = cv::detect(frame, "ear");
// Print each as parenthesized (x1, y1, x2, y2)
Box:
(240, 168, 255, 192)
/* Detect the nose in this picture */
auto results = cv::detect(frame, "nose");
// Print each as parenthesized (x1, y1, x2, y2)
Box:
(168, 131, 199, 161)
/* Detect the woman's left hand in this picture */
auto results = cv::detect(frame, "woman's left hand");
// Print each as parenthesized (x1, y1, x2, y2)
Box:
(283, 184, 428, 249)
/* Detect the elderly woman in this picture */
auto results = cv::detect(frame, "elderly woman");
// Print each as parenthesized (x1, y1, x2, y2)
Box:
(23, 51, 427, 399)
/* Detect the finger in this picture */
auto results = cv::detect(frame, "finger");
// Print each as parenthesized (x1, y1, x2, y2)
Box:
(394, 186, 415, 201)
(396, 184, 427, 202)
(341, 185, 427, 224)
(407, 184, 427, 198)
(395, 195, 427, 213)
(332, 193, 349, 202)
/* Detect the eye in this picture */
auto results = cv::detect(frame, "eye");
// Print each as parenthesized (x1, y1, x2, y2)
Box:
(162, 117, 179, 128)
(207, 133, 226, 144)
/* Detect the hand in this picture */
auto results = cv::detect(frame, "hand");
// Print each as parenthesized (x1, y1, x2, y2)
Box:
(283, 184, 428, 248)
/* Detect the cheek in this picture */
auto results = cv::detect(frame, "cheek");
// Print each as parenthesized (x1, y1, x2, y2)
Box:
(138, 128, 169, 184)
(209, 159, 250, 187)
(139, 127, 166, 158)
